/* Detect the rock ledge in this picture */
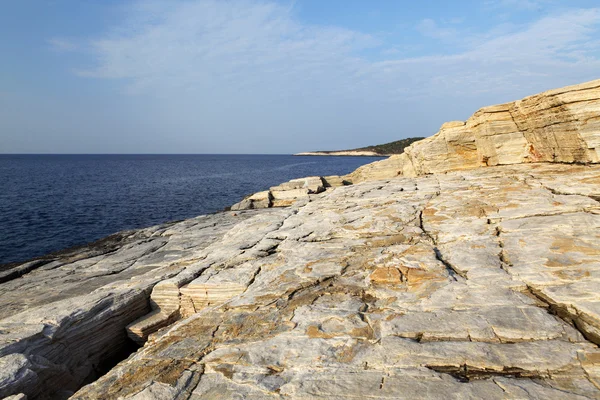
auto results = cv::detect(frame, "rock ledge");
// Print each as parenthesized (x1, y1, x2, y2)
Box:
(1, 80, 600, 399)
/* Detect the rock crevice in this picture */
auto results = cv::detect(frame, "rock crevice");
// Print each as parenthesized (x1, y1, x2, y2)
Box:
(2, 80, 600, 399)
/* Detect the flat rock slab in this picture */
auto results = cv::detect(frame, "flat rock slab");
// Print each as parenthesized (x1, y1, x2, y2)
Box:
(52, 163, 600, 399)
(349, 79, 600, 182)
(0, 209, 280, 399)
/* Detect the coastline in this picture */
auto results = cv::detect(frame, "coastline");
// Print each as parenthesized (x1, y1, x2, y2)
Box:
(2, 78, 600, 399)
(0, 154, 382, 266)
(294, 151, 389, 157)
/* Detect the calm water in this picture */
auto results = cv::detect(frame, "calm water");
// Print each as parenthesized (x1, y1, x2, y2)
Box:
(0, 154, 383, 264)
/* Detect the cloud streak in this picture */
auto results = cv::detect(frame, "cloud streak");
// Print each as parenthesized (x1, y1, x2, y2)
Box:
(416, 19, 458, 40)
(485, 0, 556, 11)
(379, 8, 600, 98)
(65, 0, 600, 151)
(79, 2, 600, 99)
(47, 38, 77, 52)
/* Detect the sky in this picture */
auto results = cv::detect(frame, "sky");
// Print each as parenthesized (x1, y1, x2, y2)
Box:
(1, 0, 599, 154)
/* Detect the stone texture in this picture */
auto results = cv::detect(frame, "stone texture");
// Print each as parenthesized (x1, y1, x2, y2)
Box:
(0, 211, 272, 399)
(230, 191, 273, 211)
(231, 177, 327, 210)
(349, 79, 600, 182)
(322, 175, 351, 187)
(64, 163, 600, 399)
(2, 79, 600, 399)
(271, 176, 325, 193)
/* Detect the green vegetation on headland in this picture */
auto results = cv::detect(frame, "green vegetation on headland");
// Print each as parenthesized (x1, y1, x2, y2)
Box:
(295, 137, 425, 156)
(351, 137, 425, 155)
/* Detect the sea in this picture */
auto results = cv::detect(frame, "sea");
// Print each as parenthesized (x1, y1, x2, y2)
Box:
(0, 154, 384, 265)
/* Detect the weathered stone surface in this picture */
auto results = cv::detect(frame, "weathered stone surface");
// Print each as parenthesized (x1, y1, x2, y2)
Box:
(0, 354, 37, 399)
(2, 80, 600, 399)
(271, 187, 310, 207)
(265, 176, 326, 207)
(271, 176, 325, 194)
(230, 191, 273, 210)
(349, 79, 600, 182)
(63, 163, 600, 399)
(229, 198, 253, 210)
(322, 175, 351, 187)
(232, 177, 327, 210)
(126, 309, 179, 346)
(0, 211, 270, 399)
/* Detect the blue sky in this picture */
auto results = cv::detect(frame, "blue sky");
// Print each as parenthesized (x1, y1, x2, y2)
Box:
(1, 0, 599, 154)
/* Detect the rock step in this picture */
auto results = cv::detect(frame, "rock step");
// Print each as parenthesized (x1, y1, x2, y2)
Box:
(126, 309, 179, 345)
(149, 282, 181, 313)
(180, 283, 247, 309)
(232, 176, 337, 210)
(349, 78, 600, 182)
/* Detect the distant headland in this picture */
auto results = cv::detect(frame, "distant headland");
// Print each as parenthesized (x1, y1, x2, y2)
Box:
(294, 137, 424, 156)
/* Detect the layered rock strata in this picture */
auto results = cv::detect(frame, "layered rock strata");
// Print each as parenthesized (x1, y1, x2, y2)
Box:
(67, 163, 600, 399)
(234, 80, 600, 211)
(1, 79, 600, 399)
(231, 176, 337, 210)
(0, 212, 273, 399)
(349, 79, 600, 182)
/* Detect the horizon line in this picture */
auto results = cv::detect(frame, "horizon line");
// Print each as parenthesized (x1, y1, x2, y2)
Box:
(0, 153, 389, 156)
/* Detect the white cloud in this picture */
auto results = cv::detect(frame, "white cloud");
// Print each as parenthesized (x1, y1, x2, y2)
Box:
(78, 2, 600, 98)
(47, 38, 77, 52)
(76, 0, 377, 99)
(372, 8, 600, 99)
(68, 1, 600, 151)
(417, 19, 458, 40)
(484, 0, 555, 11)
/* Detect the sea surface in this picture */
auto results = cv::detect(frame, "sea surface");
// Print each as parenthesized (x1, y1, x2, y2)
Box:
(0, 154, 384, 265)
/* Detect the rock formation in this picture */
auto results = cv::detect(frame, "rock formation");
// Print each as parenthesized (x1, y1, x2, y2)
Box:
(0, 79, 599, 399)
(294, 150, 384, 156)
(230, 176, 334, 210)
(294, 137, 424, 157)
(349, 79, 600, 182)
(234, 80, 600, 211)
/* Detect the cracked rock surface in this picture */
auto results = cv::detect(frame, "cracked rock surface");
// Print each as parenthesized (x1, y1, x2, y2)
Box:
(349, 79, 600, 182)
(43, 163, 599, 399)
(2, 78, 600, 399)
(0, 211, 278, 399)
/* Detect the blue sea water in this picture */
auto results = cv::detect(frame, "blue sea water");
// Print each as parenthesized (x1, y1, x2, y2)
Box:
(0, 154, 383, 265)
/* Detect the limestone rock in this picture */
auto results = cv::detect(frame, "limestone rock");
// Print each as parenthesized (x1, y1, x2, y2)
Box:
(346, 153, 406, 182)
(66, 163, 600, 399)
(322, 175, 351, 187)
(349, 79, 600, 182)
(3, 79, 600, 399)
(229, 198, 252, 210)
(0, 211, 264, 399)
(268, 176, 326, 207)
(270, 176, 325, 194)
(270, 188, 310, 207)
(231, 177, 327, 210)
(126, 309, 179, 346)
(0, 354, 37, 399)
(230, 191, 273, 210)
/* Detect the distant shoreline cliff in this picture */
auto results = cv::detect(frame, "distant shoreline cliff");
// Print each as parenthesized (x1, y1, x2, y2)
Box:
(295, 150, 387, 157)
(294, 137, 424, 157)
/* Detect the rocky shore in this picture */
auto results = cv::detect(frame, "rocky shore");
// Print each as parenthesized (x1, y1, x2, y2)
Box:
(294, 137, 424, 157)
(1, 79, 600, 399)
(294, 151, 386, 156)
